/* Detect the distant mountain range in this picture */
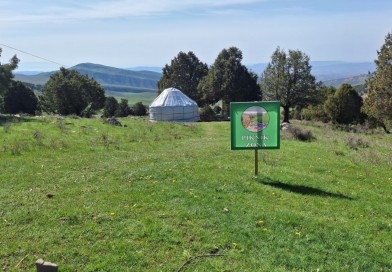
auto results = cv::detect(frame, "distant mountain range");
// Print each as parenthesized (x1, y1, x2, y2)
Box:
(246, 61, 375, 82)
(15, 61, 375, 103)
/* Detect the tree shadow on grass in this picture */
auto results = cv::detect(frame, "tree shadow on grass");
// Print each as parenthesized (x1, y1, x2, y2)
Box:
(258, 178, 353, 200)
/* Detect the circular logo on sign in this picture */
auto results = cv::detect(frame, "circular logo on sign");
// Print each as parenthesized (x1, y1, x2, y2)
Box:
(241, 106, 269, 132)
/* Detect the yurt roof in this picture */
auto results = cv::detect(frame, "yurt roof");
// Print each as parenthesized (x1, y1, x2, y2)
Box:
(150, 88, 198, 107)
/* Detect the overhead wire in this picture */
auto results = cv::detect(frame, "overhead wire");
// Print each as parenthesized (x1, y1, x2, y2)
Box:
(0, 43, 65, 67)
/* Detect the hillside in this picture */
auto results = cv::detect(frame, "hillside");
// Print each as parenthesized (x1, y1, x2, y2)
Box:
(0, 117, 391, 270)
(15, 63, 162, 103)
(322, 74, 370, 88)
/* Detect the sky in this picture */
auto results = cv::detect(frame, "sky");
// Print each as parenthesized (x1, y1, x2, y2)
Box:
(1, 0, 392, 71)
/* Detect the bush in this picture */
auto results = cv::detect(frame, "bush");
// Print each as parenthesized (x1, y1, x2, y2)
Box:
(345, 136, 370, 150)
(213, 105, 222, 114)
(2, 81, 38, 114)
(199, 105, 216, 122)
(324, 83, 363, 124)
(284, 126, 315, 142)
(300, 105, 330, 122)
(132, 102, 147, 116)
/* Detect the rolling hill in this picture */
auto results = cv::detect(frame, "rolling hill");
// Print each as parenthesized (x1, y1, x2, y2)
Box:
(15, 63, 162, 104)
(322, 74, 370, 88)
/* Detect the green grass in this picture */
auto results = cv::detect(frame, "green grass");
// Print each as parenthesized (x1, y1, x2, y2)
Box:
(1, 116, 391, 271)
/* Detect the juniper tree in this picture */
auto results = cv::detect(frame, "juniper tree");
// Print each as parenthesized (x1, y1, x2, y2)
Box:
(362, 32, 392, 133)
(260, 47, 319, 123)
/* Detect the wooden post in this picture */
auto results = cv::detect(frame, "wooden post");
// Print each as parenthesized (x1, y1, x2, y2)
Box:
(255, 149, 258, 176)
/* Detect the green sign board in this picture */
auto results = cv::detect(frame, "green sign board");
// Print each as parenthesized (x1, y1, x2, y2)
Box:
(230, 101, 280, 150)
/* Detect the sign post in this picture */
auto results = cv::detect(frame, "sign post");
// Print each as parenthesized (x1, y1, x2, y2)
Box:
(230, 101, 280, 175)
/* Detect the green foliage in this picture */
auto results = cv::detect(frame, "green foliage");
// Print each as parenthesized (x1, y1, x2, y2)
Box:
(0, 48, 20, 111)
(2, 81, 38, 114)
(40, 67, 106, 116)
(199, 47, 259, 115)
(199, 105, 216, 121)
(299, 105, 330, 122)
(158, 51, 208, 105)
(132, 101, 147, 116)
(260, 47, 319, 123)
(103, 96, 119, 118)
(80, 103, 95, 118)
(0, 48, 19, 96)
(213, 105, 222, 114)
(0, 117, 391, 271)
(115, 98, 131, 117)
(324, 83, 363, 124)
(362, 32, 392, 133)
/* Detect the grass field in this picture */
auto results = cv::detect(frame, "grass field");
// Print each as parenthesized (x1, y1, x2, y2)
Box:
(0, 115, 391, 271)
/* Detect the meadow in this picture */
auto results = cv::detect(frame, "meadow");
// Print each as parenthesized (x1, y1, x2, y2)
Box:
(0, 115, 391, 271)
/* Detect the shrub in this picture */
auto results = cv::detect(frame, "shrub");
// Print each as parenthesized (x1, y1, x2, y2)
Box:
(213, 105, 222, 114)
(284, 126, 315, 142)
(324, 83, 364, 124)
(300, 105, 330, 122)
(132, 102, 147, 116)
(199, 105, 216, 122)
(345, 136, 370, 150)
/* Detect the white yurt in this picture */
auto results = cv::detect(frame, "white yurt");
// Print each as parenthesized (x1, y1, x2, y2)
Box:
(149, 87, 200, 122)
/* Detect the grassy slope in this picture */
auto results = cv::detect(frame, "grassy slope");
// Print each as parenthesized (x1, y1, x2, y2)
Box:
(0, 116, 391, 271)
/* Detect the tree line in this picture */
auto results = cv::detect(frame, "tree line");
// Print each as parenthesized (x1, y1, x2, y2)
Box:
(157, 33, 392, 133)
(1, 32, 391, 132)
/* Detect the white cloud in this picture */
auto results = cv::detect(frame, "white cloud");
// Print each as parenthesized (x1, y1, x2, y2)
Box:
(0, 0, 265, 24)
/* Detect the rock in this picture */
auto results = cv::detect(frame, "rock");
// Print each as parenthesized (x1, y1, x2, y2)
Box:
(36, 259, 58, 272)
(107, 117, 122, 126)
(210, 246, 219, 254)
(280, 122, 290, 130)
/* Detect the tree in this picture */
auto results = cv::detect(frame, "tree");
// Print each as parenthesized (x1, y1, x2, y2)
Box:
(2, 81, 38, 114)
(115, 98, 131, 117)
(299, 86, 336, 122)
(198, 47, 259, 115)
(0, 48, 19, 111)
(132, 102, 147, 116)
(40, 67, 105, 116)
(158, 51, 208, 105)
(102, 96, 118, 118)
(362, 32, 392, 133)
(324, 83, 363, 124)
(0, 48, 19, 96)
(260, 47, 319, 123)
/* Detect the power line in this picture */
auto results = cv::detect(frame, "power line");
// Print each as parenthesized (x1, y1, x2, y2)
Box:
(0, 43, 65, 67)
